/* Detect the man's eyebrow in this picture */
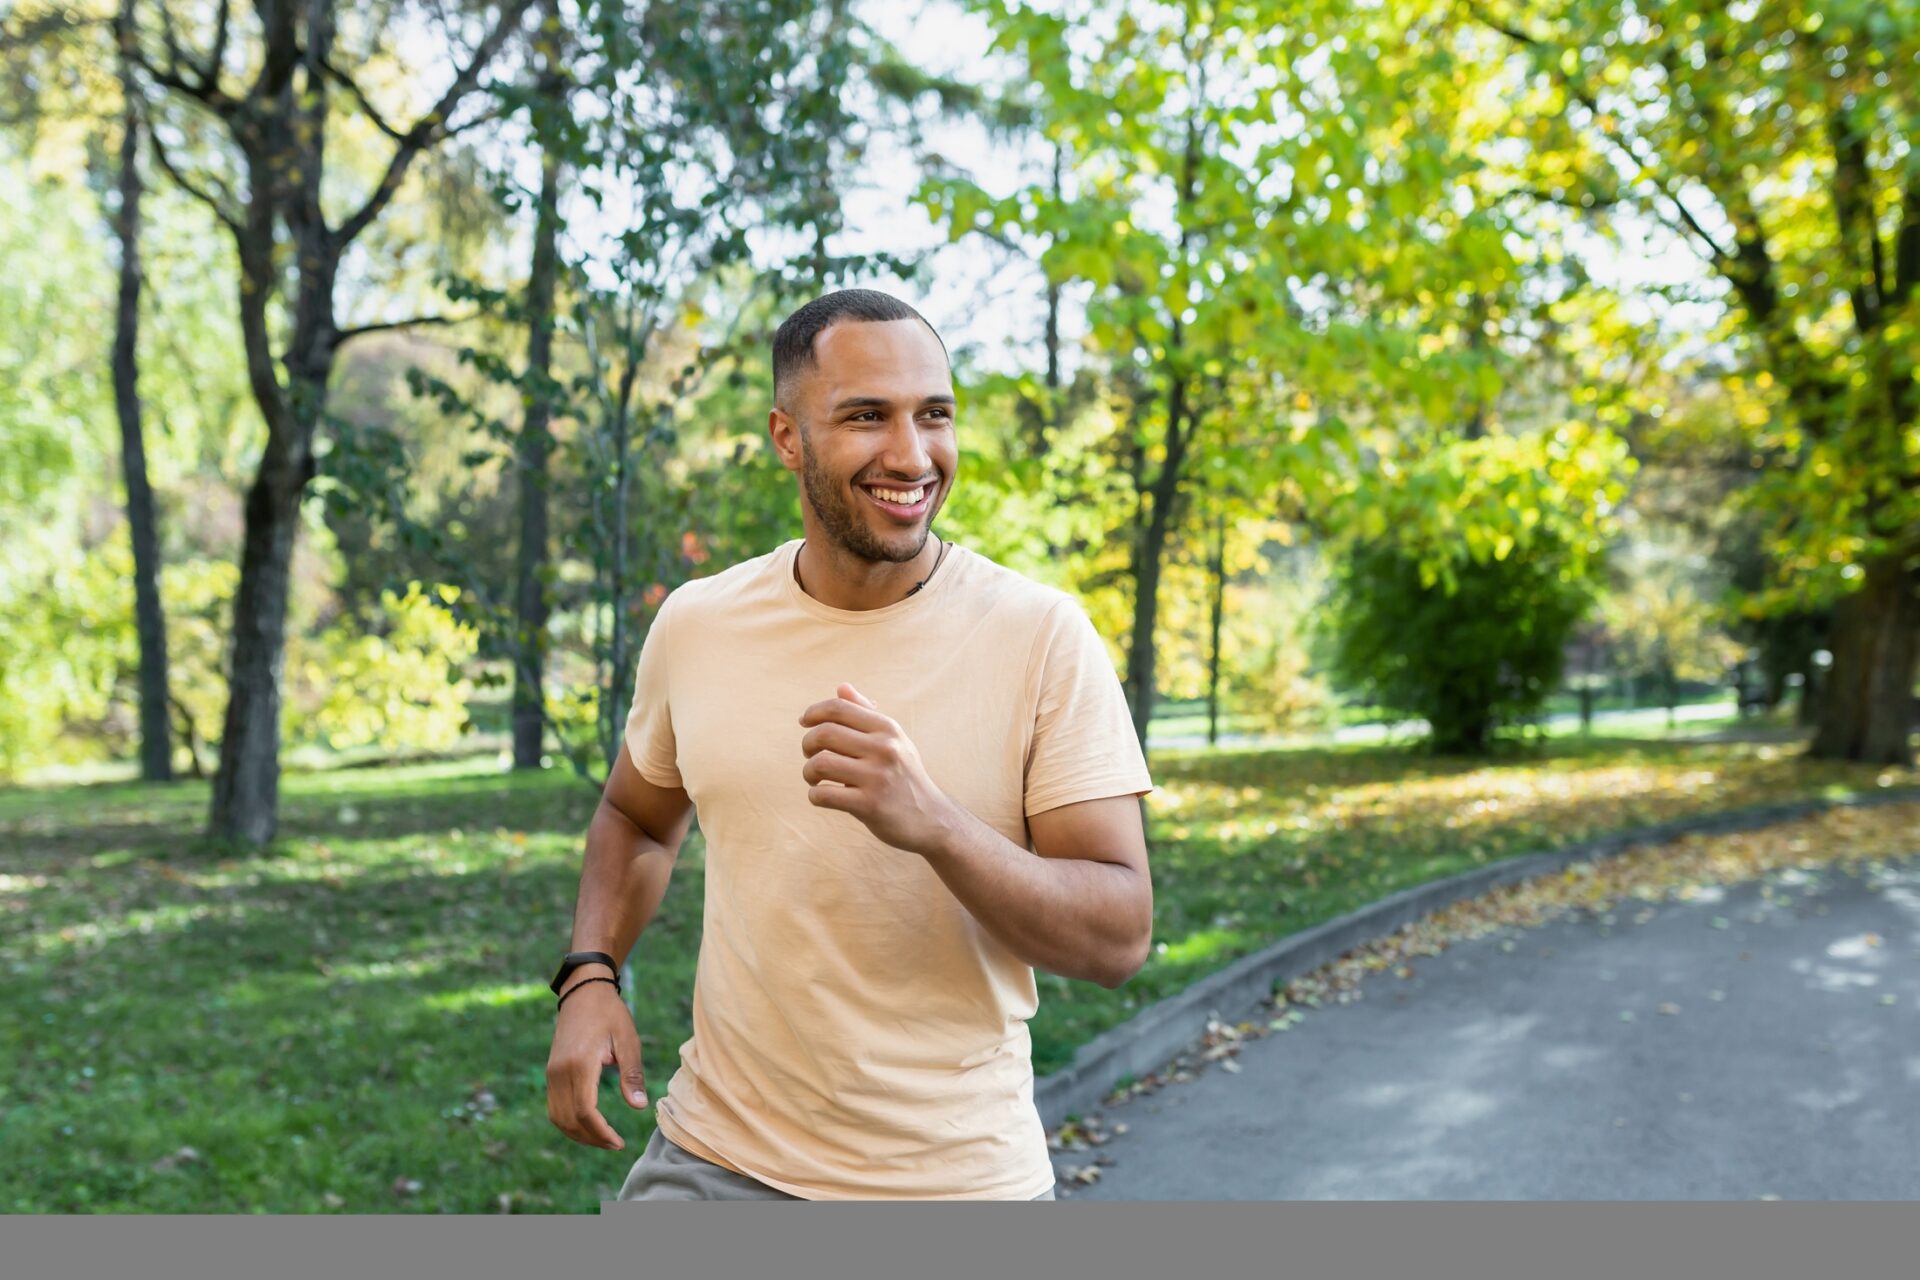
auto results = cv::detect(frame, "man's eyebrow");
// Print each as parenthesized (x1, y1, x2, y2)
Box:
(830, 393, 958, 412)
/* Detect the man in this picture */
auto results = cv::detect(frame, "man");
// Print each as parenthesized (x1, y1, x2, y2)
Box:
(544, 288, 1155, 1201)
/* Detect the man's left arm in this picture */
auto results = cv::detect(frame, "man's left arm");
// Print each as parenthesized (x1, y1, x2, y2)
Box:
(798, 680, 1152, 990)
(919, 792, 1153, 990)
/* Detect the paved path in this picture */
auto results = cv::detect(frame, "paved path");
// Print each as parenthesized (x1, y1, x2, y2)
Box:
(1050, 856, 1920, 1200)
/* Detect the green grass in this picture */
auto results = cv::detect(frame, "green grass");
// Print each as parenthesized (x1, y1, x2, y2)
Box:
(2, 736, 1908, 1212)
(1145, 693, 1746, 744)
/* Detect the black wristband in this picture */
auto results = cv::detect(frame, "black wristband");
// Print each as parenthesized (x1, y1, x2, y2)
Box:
(556, 975, 620, 1011)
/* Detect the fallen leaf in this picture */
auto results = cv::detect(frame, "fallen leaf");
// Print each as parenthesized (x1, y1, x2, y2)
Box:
(150, 1146, 202, 1174)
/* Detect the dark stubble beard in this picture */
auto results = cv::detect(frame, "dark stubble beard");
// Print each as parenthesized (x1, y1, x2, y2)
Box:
(798, 424, 932, 565)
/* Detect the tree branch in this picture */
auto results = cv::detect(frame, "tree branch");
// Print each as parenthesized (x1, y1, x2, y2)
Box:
(336, 311, 483, 344)
(1469, 0, 1735, 263)
(317, 54, 405, 140)
(143, 116, 241, 235)
(209, 0, 230, 85)
(1495, 183, 1627, 211)
(126, 36, 236, 116)
(331, 0, 536, 250)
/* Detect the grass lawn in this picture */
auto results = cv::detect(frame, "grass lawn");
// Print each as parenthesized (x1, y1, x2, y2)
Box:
(1, 737, 1909, 1213)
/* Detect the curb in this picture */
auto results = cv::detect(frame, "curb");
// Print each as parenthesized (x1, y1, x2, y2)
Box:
(1033, 784, 1920, 1130)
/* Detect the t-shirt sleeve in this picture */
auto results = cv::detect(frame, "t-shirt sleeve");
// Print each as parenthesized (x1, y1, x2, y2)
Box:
(622, 591, 684, 789)
(1022, 596, 1155, 817)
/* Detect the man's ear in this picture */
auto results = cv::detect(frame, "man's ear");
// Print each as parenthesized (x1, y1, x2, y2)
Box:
(768, 408, 802, 474)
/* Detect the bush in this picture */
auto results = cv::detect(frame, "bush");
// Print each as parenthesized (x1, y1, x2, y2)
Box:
(1324, 537, 1596, 753)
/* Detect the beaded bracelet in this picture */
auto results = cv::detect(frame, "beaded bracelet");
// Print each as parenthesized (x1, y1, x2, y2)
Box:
(555, 975, 620, 1011)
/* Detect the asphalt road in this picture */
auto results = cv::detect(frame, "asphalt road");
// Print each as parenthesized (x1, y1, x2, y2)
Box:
(1050, 854, 1920, 1200)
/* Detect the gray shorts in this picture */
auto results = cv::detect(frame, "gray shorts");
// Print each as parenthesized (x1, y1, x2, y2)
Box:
(617, 1126, 1056, 1201)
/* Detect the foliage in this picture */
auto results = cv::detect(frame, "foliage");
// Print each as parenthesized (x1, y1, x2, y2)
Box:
(1216, 569, 1335, 734)
(1478, 0, 1920, 589)
(295, 583, 481, 755)
(0, 519, 479, 779)
(0, 537, 138, 779)
(1324, 534, 1599, 753)
(1600, 538, 1745, 700)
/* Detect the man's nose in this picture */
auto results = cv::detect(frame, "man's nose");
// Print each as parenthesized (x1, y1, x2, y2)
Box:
(876, 415, 934, 478)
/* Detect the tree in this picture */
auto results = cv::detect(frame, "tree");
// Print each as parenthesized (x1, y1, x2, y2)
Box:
(5, 1, 180, 781)
(510, 0, 566, 770)
(107, 1, 172, 782)
(122, 0, 537, 843)
(1601, 548, 1742, 727)
(930, 0, 1459, 747)
(1477, 0, 1920, 764)
(1326, 533, 1598, 753)
(386, 0, 905, 785)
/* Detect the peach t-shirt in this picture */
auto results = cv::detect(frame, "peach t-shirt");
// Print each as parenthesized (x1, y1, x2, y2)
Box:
(622, 536, 1154, 1200)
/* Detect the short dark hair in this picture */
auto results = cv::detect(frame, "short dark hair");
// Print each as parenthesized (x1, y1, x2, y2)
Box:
(771, 288, 949, 409)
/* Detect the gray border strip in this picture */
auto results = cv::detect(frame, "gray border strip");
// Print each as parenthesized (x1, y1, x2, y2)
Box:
(1034, 785, 1920, 1128)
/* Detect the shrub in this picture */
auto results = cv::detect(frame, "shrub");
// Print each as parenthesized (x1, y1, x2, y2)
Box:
(1324, 537, 1596, 753)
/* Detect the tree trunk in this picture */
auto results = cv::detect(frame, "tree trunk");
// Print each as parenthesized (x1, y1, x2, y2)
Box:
(208, 448, 310, 844)
(513, 24, 565, 771)
(1123, 529, 1163, 752)
(1122, 383, 1191, 751)
(1797, 666, 1821, 727)
(111, 77, 172, 783)
(1205, 502, 1224, 747)
(1809, 551, 1918, 765)
(1579, 684, 1594, 731)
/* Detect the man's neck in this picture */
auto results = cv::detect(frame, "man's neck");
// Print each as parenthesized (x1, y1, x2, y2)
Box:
(795, 536, 942, 611)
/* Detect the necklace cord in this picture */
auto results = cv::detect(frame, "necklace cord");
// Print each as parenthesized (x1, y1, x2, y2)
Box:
(796, 536, 950, 601)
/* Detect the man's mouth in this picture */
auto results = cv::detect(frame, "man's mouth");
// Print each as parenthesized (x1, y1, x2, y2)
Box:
(859, 480, 934, 521)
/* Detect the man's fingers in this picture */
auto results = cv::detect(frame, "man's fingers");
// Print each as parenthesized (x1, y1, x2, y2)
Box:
(801, 750, 860, 787)
(547, 1066, 620, 1150)
(800, 721, 876, 760)
(807, 782, 861, 813)
(546, 1028, 625, 1151)
(612, 1023, 650, 1111)
(796, 696, 889, 733)
(574, 1052, 624, 1149)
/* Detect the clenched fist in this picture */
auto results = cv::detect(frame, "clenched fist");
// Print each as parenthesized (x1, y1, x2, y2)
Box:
(798, 683, 956, 857)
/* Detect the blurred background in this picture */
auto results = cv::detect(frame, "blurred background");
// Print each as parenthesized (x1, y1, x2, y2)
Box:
(1, 0, 1915, 1212)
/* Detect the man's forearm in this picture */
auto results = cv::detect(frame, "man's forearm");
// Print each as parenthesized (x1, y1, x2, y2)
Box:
(919, 800, 1149, 988)
(561, 799, 678, 995)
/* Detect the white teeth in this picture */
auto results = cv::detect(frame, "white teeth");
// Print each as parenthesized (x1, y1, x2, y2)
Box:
(867, 485, 926, 505)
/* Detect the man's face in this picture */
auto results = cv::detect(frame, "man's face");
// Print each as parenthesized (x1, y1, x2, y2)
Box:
(773, 318, 958, 564)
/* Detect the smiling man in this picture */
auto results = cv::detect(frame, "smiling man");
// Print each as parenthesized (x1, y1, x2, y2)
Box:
(544, 288, 1155, 1201)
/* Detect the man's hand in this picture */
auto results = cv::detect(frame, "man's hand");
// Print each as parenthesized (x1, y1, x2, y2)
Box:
(545, 973, 650, 1152)
(798, 683, 956, 856)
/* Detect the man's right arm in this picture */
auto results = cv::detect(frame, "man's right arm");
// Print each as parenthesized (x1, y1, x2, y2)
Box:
(546, 740, 695, 1151)
(561, 740, 696, 992)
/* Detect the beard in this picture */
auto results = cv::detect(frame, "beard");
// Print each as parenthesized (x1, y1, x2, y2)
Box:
(798, 426, 934, 564)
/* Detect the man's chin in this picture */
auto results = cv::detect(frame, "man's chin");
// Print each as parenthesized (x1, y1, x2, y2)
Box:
(839, 524, 929, 565)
